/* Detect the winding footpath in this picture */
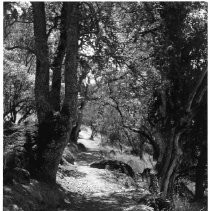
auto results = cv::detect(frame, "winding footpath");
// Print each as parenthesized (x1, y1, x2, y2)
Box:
(57, 127, 151, 211)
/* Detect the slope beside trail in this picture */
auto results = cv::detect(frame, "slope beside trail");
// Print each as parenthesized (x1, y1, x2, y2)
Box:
(56, 127, 151, 211)
(3, 126, 153, 211)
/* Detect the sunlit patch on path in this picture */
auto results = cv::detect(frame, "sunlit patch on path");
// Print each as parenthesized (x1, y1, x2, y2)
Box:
(56, 126, 151, 210)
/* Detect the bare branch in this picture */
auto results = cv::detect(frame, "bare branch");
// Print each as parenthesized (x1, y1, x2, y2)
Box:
(5, 45, 35, 54)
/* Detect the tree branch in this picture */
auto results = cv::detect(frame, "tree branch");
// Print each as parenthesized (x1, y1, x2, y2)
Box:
(187, 69, 207, 112)
(5, 45, 35, 54)
(46, 15, 60, 38)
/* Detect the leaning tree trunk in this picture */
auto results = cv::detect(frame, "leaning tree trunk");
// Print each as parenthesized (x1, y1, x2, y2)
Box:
(31, 2, 79, 183)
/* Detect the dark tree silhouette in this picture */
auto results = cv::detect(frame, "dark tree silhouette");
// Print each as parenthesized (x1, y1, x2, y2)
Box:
(31, 2, 79, 183)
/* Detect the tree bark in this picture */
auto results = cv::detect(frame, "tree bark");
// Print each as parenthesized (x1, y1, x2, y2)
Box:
(32, 2, 50, 124)
(61, 2, 79, 121)
(31, 2, 79, 183)
(50, 5, 67, 111)
(159, 129, 176, 180)
(70, 101, 86, 143)
(157, 129, 183, 196)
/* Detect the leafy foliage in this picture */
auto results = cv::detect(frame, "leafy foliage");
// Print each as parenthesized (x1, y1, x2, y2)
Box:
(4, 1, 207, 197)
(4, 50, 35, 124)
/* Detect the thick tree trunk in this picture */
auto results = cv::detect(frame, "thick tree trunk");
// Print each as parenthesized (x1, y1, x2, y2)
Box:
(50, 5, 67, 111)
(31, 2, 79, 183)
(34, 115, 72, 183)
(32, 2, 50, 124)
(61, 2, 79, 120)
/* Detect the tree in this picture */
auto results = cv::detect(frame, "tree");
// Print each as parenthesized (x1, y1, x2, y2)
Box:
(146, 2, 207, 196)
(4, 2, 207, 196)
(30, 2, 79, 183)
(83, 2, 207, 197)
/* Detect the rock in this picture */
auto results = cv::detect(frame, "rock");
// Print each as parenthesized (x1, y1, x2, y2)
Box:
(90, 159, 135, 178)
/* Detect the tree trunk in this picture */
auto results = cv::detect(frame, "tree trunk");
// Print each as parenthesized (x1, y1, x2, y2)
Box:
(50, 5, 67, 111)
(70, 101, 86, 143)
(159, 129, 176, 179)
(195, 145, 207, 200)
(32, 2, 50, 124)
(161, 152, 181, 196)
(158, 129, 183, 196)
(61, 2, 79, 120)
(31, 2, 79, 183)
(34, 115, 72, 183)
(168, 166, 179, 196)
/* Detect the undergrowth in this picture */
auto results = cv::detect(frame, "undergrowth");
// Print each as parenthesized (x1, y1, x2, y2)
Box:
(173, 195, 207, 211)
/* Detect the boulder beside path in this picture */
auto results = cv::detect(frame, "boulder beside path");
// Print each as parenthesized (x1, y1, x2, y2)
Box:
(90, 159, 135, 178)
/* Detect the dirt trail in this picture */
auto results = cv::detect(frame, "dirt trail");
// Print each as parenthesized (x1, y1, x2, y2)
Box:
(57, 128, 150, 211)
(3, 126, 152, 211)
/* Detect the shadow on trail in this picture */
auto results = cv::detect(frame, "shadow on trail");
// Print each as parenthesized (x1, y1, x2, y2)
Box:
(56, 128, 149, 210)
(58, 185, 144, 211)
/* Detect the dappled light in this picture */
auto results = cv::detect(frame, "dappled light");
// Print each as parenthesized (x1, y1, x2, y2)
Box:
(3, 2, 207, 211)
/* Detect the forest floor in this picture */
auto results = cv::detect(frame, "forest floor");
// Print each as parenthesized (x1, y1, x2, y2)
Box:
(3, 126, 207, 211)
(4, 126, 154, 211)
